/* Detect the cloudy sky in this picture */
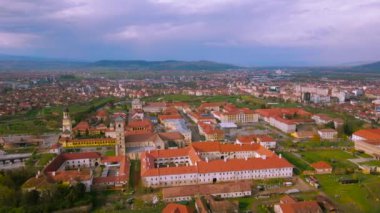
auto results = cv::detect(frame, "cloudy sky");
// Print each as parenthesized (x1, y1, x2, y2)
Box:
(1, 0, 380, 66)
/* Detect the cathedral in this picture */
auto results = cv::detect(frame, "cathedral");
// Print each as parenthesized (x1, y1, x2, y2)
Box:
(60, 109, 126, 156)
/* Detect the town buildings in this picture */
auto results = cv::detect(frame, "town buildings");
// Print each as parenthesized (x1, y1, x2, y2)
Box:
(352, 129, 380, 158)
(310, 161, 332, 174)
(162, 181, 252, 202)
(256, 108, 312, 133)
(212, 103, 258, 123)
(236, 134, 276, 149)
(141, 142, 293, 188)
(274, 195, 323, 213)
(23, 152, 129, 192)
(162, 203, 194, 213)
(317, 129, 338, 140)
(198, 121, 225, 141)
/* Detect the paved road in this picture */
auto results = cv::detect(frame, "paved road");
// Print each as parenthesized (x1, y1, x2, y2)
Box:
(348, 157, 374, 165)
(180, 111, 202, 141)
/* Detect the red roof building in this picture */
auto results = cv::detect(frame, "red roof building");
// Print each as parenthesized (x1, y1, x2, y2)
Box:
(310, 161, 332, 174)
(140, 142, 293, 188)
(236, 134, 276, 149)
(126, 119, 153, 133)
(162, 203, 194, 213)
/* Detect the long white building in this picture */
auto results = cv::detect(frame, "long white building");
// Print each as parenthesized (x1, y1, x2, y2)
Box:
(140, 142, 293, 188)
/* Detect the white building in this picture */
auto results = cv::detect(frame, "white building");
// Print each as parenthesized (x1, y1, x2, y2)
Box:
(318, 129, 337, 140)
(141, 142, 293, 188)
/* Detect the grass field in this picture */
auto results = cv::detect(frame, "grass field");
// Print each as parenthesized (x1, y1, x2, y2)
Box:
(317, 174, 380, 213)
(300, 150, 357, 169)
(0, 97, 116, 135)
(296, 140, 353, 149)
(129, 160, 142, 191)
(105, 149, 116, 156)
(37, 153, 56, 167)
(280, 152, 312, 174)
(25, 153, 56, 169)
(360, 160, 380, 167)
(233, 197, 254, 212)
(141, 94, 298, 110)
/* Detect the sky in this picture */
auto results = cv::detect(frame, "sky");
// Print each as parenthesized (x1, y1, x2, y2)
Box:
(1, 0, 380, 66)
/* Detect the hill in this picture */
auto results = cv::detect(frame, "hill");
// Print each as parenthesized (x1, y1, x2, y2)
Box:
(355, 61, 380, 71)
(0, 54, 242, 72)
(90, 60, 241, 71)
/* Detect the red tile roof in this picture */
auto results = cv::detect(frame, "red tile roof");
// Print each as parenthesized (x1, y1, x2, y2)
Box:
(278, 201, 322, 213)
(256, 108, 311, 120)
(159, 114, 183, 121)
(280, 195, 297, 204)
(73, 121, 90, 131)
(237, 134, 275, 144)
(162, 203, 194, 213)
(44, 152, 101, 173)
(96, 109, 108, 117)
(311, 161, 332, 170)
(353, 129, 380, 141)
(197, 156, 291, 174)
(141, 142, 292, 177)
(163, 181, 251, 199)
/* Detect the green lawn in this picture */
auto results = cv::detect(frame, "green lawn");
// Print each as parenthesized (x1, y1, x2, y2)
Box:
(25, 153, 56, 168)
(141, 94, 301, 110)
(0, 97, 116, 135)
(317, 174, 380, 213)
(105, 150, 116, 156)
(280, 152, 312, 174)
(37, 153, 56, 167)
(300, 150, 357, 169)
(296, 140, 353, 149)
(129, 160, 142, 191)
(142, 95, 267, 109)
(232, 197, 254, 212)
(360, 160, 380, 167)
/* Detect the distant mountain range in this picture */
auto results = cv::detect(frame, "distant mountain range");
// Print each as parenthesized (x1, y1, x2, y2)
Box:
(0, 54, 379, 72)
(91, 60, 241, 71)
(0, 54, 241, 72)
(354, 61, 380, 70)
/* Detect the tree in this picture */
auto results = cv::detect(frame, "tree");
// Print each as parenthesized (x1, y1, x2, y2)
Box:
(343, 122, 354, 135)
(21, 190, 40, 206)
(324, 121, 335, 129)
(72, 183, 86, 198)
(0, 185, 17, 207)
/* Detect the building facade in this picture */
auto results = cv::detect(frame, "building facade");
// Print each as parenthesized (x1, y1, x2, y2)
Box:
(141, 142, 293, 188)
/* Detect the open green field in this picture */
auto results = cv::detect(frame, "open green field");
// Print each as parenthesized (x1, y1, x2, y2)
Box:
(142, 94, 300, 110)
(143, 95, 257, 108)
(37, 153, 56, 167)
(25, 153, 56, 169)
(0, 97, 116, 135)
(280, 152, 312, 174)
(296, 140, 353, 149)
(360, 160, 380, 167)
(300, 150, 357, 169)
(105, 149, 116, 156)
(317, 174, 380, 213)
(129, 160, 142, 191)
(233, 197, 254, 212)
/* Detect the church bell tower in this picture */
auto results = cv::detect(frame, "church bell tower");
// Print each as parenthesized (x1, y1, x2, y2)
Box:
(61, 108, 72, 138)
(115, 116, 126, 156)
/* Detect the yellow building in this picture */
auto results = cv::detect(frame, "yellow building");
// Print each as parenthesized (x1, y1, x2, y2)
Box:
(60, 138, 116, 148)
